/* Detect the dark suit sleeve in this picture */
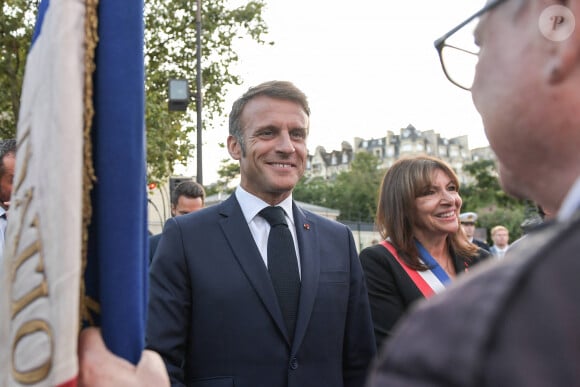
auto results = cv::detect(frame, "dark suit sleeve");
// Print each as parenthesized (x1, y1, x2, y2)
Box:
(474, 239, 491, 252)
(342, 229, 377, 387)
(146, 218, 190, 386)
(475, 247, 491, 263)
(359, 245, 422, 350)
(149, 234, 161, 265)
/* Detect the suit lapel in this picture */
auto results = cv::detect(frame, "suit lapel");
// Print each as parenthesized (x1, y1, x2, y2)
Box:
(292, 203, 320, 349)
(218, 195, 287, 340)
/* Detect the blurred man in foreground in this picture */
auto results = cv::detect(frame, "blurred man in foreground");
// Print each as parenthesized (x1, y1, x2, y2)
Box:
(367, 1, 580, 385)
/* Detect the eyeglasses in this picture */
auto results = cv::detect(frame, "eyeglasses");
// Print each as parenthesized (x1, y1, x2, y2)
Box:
(434, 0, 509, 90)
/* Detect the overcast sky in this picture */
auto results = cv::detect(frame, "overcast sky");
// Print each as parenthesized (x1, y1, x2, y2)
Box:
(190, 0, 488, 184)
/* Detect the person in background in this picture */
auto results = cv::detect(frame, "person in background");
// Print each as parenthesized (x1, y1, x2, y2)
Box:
(149, 180, 205, 264)
(520, 204, 554, 234)
(511, 204, 557, 248)
(366, 0, 580, 385)
(359, 155, 489, 349)
(147, 80, 375, 387)
(0, 138, 16, 265)
(459, 211, 490, 251)
(489, 225, 509, 259)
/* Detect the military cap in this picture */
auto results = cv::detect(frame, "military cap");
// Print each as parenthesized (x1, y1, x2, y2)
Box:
(459, 212, 478, 224)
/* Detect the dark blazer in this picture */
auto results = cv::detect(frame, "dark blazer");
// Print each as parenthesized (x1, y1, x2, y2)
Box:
(366, 214, 580, 387)
(149, 233, 162, 264)
(146, 194, 376, 387)
(359, 243, 489, 349)
(472, 238, 490, 252)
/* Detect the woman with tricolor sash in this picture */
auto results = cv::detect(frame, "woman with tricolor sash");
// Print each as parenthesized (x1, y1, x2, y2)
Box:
(360, 155, 490, 350)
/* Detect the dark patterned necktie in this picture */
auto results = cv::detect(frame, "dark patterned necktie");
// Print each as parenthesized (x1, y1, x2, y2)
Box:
(259, 206, 300, 341)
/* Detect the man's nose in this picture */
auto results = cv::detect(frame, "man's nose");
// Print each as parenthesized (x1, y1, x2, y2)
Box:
(276, 132, 295, 153)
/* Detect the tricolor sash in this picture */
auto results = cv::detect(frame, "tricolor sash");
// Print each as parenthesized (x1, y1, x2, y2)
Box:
(380, 240, 451, 298)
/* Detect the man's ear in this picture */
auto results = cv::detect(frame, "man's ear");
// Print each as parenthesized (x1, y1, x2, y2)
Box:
(544, 0, 580, 84)
(227, 135, 242, 160)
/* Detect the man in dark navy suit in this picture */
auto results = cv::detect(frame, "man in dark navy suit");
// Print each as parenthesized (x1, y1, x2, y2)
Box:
(147, 81, 376, 387)
(149, 180, 205, 264)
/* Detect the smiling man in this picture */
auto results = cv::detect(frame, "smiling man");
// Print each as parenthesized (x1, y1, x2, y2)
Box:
(147, 81, 376, 387)
(366, 1, 580, 386)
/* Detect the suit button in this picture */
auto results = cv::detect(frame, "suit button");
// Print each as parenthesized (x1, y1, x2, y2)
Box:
(289, 357, 298, 370)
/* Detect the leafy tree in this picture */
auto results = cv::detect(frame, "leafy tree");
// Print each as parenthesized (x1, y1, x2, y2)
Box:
(205, 157, 239, 195)
(0, 1, 269, 185)
(0, 0, 38, 138)
(294, 152, 384, 222)
(460, 159, 529, 242)
(460, 160, 501, 209)
(461, 159, 526, 210)
(144, 0, 269, 185)
(294, 176, 333, 208)
(331, 152, 383, 222)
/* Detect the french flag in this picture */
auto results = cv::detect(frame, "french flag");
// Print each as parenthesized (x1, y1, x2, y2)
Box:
(0, 0, 147, 385)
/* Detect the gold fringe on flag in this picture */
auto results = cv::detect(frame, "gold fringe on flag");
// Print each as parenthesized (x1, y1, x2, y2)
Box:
(80, 0, 99, 327)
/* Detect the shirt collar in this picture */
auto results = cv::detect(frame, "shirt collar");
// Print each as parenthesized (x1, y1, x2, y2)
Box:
(235, 186, 294, 225)
(558, 176, 580, 222)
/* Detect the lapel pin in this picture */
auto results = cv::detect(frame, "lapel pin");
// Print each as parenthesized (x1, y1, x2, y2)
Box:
(303, 223, 310, 230)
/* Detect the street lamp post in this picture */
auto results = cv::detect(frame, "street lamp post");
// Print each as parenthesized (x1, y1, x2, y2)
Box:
(168, 79, 189, 111)
(195, 0, 203, 185)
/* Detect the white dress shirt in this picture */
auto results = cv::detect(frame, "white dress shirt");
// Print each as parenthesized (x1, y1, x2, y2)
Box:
(234, 186, 302, 277)
(558, 176, 580, 222)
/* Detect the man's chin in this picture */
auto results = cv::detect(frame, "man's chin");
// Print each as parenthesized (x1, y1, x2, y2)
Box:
(499, 178, 527, 202)
(498, 164, 529, 200)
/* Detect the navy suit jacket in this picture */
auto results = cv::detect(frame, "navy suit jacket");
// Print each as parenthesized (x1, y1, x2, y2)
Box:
(472, 238, 490, 252)
(146, 194, 376, 387)
(149, 233, 162, 264)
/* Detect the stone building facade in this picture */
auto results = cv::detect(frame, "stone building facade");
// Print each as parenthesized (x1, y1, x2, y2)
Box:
(306, 124, 495, 184)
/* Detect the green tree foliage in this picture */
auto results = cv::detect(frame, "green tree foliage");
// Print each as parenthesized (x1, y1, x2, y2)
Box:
(293, 176, 333, 208)
(460, 160, 501, 208)
(331, 152, 383, 222)
(294, 152, 384, 222)
(144, 0, 269, 185)
(0, 0, 38, 138)
(477, 207, 527, 244)
(0, 1, 268, 184)
(460, 159, 530, 242)
(205, 157, 239, 195)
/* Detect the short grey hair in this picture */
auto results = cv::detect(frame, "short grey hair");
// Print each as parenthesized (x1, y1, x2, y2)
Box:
(228, 81, 310, 155)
